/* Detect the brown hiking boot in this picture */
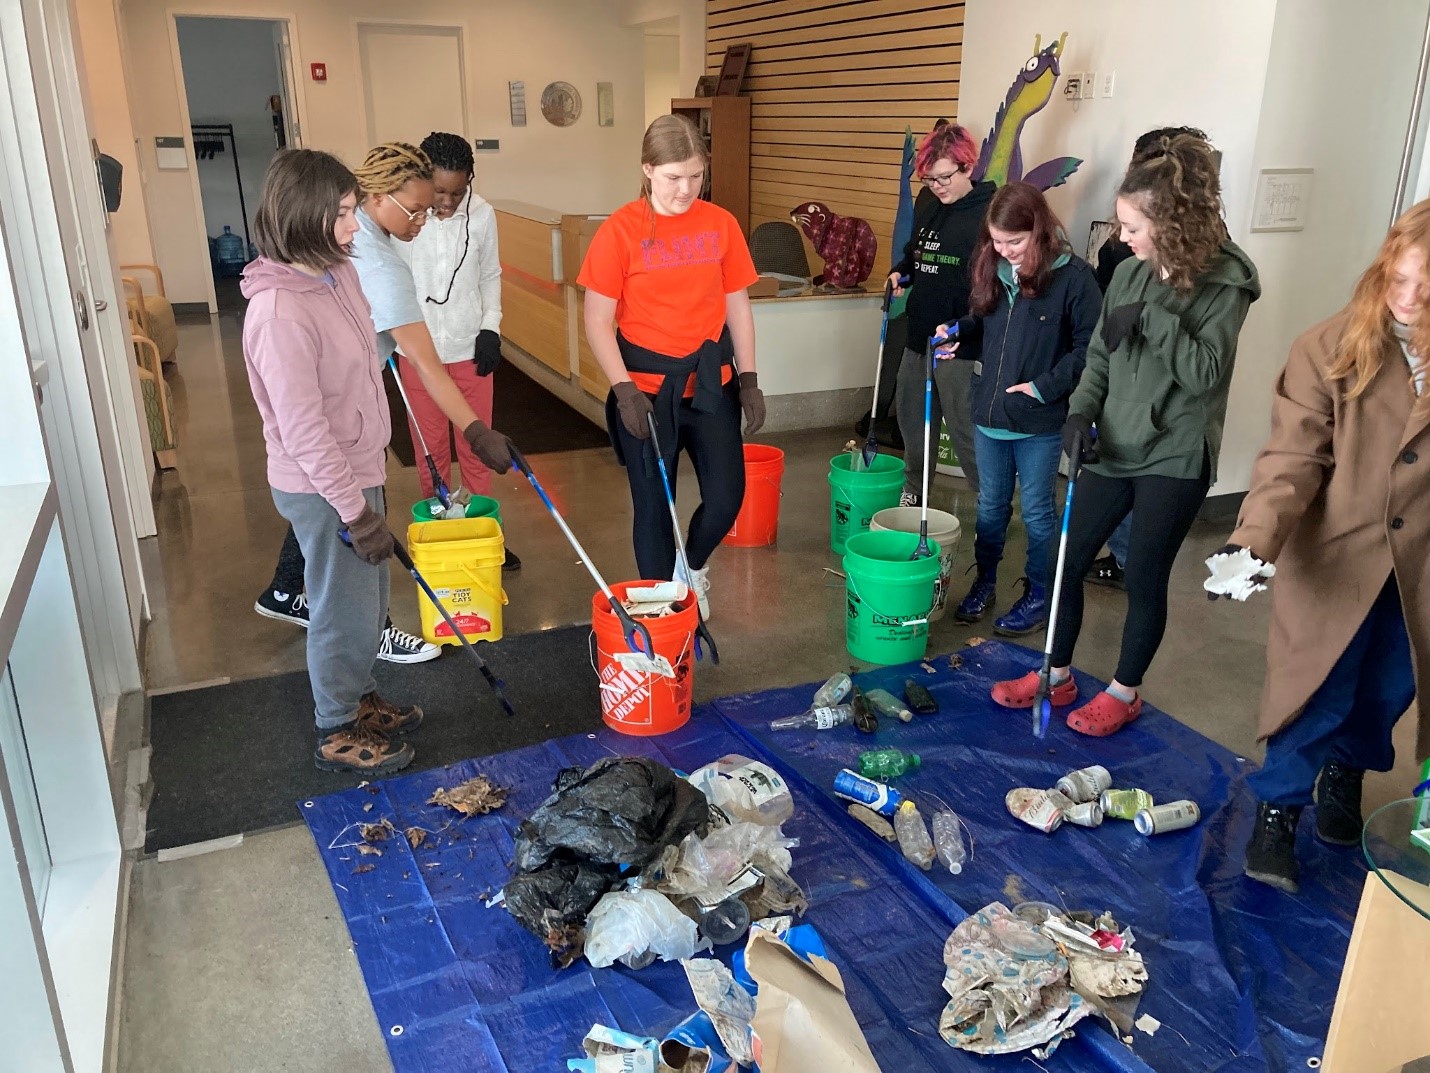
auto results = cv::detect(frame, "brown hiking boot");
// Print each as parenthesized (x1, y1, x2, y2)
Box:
(314, 723, 413, 774)
(356, 691, 424, 737)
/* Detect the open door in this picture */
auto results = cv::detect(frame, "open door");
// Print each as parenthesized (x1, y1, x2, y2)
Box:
(273, 19, 302, 148)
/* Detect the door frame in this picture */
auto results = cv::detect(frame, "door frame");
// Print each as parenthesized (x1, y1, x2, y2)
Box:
(165, 8, 310, 314)
(354, 20, 470, 146)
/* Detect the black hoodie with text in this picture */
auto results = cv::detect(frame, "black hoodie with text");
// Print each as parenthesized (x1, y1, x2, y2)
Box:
(891, 180, 996, 347)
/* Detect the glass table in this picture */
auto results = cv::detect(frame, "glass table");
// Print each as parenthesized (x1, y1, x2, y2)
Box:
(1362, 797, 1430, 921)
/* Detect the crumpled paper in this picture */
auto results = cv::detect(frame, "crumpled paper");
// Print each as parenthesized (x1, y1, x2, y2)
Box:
(682, 959, 756, 1064)
(567, 1024, 661, 1073)
(938, 903, 1092, 1058)
(1203, 546, 1275, 601)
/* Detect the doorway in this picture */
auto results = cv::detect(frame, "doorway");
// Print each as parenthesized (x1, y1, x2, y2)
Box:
(174, 16, 298, 314)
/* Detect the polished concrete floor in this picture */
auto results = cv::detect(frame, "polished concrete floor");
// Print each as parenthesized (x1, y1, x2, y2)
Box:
(117, 312, 1419, 1070)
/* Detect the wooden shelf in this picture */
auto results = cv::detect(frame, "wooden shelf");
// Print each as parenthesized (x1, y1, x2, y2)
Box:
(671, 95, 750, 235)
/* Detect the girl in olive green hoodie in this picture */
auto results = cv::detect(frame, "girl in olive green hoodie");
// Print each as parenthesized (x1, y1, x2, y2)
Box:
(991, 133, 1260, 736)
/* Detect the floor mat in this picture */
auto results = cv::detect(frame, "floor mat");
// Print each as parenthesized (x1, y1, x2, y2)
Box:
(301, 641, 1362, 1073)
(492, 360, 609, 455)
(145, 624, 600, 853)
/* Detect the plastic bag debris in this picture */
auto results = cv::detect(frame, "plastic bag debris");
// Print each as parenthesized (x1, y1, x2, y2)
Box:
(567, 1024, 661, 1073)
(687, 755, 794, 826)
(503, 861, 617, 966)
(682, 958, 756, 1064)
(584, 888, 709, 969)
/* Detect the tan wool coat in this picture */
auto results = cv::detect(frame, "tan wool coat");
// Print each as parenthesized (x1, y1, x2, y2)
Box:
(1231, 310, 1430, 758)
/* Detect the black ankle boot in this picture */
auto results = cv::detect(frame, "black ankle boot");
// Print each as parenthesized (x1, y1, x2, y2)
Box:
(1245, 802, 1302, 893)
(1314, 761, 1365, 846)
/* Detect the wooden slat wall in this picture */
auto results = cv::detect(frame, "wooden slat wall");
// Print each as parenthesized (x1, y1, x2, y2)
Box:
(707, 0, 964, 276)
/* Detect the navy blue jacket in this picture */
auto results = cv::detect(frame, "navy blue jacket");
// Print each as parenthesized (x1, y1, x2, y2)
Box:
(962, 254, 1102, 436)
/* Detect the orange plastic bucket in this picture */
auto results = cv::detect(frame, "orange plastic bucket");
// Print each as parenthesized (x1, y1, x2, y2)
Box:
(724, 444, 786, 547)
(591, 581, 698, 735)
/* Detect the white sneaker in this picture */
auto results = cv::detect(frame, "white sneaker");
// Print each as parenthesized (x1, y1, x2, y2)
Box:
(377, 624, 441, 664)
(675, 561, 712, 621)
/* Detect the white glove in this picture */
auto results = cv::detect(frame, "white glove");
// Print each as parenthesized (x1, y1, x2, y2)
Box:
(1204, 544, 1274, 602)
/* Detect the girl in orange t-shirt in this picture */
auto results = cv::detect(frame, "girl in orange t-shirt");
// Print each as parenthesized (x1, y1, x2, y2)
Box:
(578, 114, 763, 619)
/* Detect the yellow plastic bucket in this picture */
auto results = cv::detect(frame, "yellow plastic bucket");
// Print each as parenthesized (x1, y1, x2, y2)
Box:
(406, 516, 508, 647)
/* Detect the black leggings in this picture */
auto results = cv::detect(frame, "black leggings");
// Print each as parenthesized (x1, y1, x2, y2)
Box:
(615, 379, 745, 579)
(1051, 458, 1210, 686)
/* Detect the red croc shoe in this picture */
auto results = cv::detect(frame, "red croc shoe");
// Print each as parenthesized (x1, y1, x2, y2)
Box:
(990, 671, 1078, 710)
(1066, 691, 1143, 737)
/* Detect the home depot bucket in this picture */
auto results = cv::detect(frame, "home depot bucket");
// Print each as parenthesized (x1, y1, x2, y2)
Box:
(411, 494, 502, 525)
(724, 444, 785, 547)
(406, 516, 507, 647)
(870, 507, 961, 622)
(592, 581, 697, 736)
(842, 529, 941, 665)
(828, 453, 903, 554)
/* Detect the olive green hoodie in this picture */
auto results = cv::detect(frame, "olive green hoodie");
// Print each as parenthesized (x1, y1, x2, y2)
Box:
(1068, 239, 1260, 481)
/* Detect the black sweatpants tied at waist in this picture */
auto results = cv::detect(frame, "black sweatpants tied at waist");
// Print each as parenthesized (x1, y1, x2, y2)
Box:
(605, 331, 745, 580)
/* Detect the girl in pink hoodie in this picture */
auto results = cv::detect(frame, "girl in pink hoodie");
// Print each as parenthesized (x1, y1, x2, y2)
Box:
(241, 149, 419, 774)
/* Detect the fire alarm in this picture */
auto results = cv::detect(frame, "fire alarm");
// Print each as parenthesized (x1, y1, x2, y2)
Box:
(310, 62, 327, 82)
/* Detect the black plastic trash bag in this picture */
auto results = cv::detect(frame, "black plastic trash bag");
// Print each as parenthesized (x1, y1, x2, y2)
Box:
(502, 861, 616, 967)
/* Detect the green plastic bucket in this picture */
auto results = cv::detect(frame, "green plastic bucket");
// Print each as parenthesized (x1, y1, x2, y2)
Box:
(843, 529, 942, 665)
(412, 494, 502, 525)
(827, 453, 903, 554)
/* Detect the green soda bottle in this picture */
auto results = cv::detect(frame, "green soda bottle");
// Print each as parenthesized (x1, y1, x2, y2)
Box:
(858, 748, 921, 780)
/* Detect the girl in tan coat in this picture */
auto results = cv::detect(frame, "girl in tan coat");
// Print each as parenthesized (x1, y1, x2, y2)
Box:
(1208, 201, 1430, 893)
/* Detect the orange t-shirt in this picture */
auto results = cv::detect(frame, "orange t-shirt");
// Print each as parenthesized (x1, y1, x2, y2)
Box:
(577, 198, 758, 396)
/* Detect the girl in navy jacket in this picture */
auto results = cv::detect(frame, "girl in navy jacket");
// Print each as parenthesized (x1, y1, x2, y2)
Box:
(937, 182, 1102, 635)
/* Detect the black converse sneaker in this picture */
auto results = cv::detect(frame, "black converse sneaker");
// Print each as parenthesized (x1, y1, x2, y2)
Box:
(1244, 802, 1303, 893)
(377, 623, 440, 664)
(254, 589, 309, 628)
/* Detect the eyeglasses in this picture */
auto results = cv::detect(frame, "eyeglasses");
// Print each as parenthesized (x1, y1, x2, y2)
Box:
(386, 191, 431, 223)
(922, 171, 962, 189)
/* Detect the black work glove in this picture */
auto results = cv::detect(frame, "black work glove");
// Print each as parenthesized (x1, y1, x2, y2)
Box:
(612, 381, 653, 439)
(1100, 302, 1146, 351)
(738, 371, 766, 435)
(345, 504, 394, 565)
(462, 419, 514, 473)
(1061, 413, 1099, 466)
(474, 330, 503, 377)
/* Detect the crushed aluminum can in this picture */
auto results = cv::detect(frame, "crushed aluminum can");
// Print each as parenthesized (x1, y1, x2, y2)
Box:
(1055, 765, 1112, 805)
(1006, 788, 1064, 834)
(1100, 788, 1154, 820)
(1134, 800, 1201, 836)
(1064, 801, 1104, 828)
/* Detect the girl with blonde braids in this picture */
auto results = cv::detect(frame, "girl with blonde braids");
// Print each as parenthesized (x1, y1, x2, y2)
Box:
(991, 132, 1261, 736)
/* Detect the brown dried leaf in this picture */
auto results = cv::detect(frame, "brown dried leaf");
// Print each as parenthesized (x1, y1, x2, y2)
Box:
(404, 827, 429, 850)
(357, 844, 383, 857)
(428, 775, 508, 817)
(948, 653, 964, 670)
(966, 636, 987, 647)
(361, 819, 395, 842)
(353, 863, 376, 875)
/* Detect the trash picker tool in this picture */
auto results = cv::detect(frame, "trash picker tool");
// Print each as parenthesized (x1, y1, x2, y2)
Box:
(339, 528, 515, 717)
(508, 445, 654, 658)
(910, 331, 946, 561)
(387, 355, 453, 512)
(856, 275, 906, 471)
(646, 413, 719, 665)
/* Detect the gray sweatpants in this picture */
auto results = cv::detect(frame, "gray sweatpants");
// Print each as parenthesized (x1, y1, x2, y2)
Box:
(272, 485, 388, 731)
(895, 346, 980, 500)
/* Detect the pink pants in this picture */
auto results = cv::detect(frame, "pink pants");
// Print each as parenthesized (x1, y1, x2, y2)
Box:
(396, 355, 495, 498)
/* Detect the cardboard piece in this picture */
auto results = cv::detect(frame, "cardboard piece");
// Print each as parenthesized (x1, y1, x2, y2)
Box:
(744, 928, 880, 1073)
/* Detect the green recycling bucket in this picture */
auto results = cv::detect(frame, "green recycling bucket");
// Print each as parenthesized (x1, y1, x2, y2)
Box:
(827, 453, 903, 555)
(843, 529, 942, 665)
(411, 494, 502, 525)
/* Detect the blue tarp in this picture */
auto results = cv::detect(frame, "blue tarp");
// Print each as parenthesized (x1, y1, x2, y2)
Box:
(301, 641, 1362, 1073)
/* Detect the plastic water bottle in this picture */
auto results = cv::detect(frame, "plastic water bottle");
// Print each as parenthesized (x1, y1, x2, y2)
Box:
(858, 748, 921, 780)
(813, 672, 853, 707)
(769, 704, 853, 731)
(931, 809, 967, 874)
(894, 800, 935, 870)
(833, 769, 903, 815)
(214, 224, 246, 277)
(865, 688, 913, 723)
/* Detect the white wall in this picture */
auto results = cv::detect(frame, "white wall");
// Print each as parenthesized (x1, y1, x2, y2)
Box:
(644, 30, 680, 128)
(123, 0, 649, 304)
(622, 0, 704, 97)
(176, 17, 283, 261)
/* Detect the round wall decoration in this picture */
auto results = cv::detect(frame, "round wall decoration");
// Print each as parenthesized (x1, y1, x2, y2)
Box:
(540, 81, 582, 127)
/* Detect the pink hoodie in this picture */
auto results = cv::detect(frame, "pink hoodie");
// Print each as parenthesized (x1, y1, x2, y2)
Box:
(240, 257, 391, 523)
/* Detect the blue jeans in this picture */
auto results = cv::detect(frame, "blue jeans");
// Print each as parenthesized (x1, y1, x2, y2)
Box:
(1107, 515, 1131, 566)
(1248, 575, 1413, 806)
(971, 429, 1061, 589)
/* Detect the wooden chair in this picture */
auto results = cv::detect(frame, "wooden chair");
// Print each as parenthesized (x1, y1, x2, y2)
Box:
(122, 263, 179, 367)
(132, 333, 177, 470)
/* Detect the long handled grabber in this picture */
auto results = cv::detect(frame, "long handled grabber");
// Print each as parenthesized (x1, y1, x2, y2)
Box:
(1031, 432, 1095, 738)
(339, 528, 515, 717)
(855, 275, 907, 471)
(910, 331, 946, 561)
(645, 413, 719, 664)
(508, 445, 654, 658)
(387, 355, 453, 513)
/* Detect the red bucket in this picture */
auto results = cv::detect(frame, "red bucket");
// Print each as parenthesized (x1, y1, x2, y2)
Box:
(724, 444, 786, 547)
(591, 581, 697, 736)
